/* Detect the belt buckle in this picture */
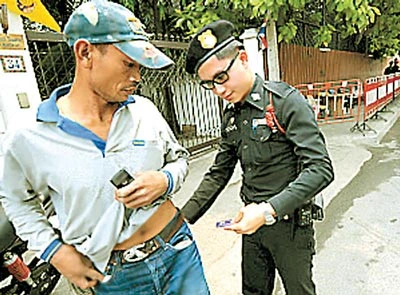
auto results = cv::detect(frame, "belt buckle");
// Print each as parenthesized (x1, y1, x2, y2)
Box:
(122, 240, 158, 263)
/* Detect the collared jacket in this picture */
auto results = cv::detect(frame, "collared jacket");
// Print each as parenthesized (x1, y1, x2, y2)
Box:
(182, 75, 334, 223)
(0, 84, 189, 271)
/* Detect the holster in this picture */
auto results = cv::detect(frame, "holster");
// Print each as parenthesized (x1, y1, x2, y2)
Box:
(295, 194, 324, 227)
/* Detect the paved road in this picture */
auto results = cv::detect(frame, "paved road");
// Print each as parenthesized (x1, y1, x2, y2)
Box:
(314, 117, 400, 295)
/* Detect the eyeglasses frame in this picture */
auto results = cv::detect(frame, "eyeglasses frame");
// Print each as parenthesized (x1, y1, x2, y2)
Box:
(199, 51, 240, 90)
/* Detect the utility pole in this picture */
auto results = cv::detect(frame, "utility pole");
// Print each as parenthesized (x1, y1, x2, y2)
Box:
(239, 28, 265, 79)
(265, 17, 280, 81)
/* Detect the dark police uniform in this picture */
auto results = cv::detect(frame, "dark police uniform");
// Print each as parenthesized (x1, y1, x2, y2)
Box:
(183, 19, 334, 295)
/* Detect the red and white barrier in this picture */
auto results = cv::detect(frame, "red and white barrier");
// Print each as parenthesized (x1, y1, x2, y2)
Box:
(295, 79, 362, 125)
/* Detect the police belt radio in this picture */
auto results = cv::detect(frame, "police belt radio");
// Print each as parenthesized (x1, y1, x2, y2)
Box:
(296, 201, 324, 227)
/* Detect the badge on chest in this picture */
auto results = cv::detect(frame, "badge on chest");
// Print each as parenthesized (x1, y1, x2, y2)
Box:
(225, 116, 238, 133)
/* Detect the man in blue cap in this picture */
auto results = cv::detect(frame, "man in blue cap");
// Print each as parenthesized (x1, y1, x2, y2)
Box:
(0, 1, 210, 294)
(182, 20, 334, 294)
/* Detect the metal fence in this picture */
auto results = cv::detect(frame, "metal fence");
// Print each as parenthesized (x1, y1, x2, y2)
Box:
(26, 31, 222, 155)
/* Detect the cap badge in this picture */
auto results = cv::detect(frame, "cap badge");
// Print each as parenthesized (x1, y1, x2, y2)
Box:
(198, 29, 217, 49)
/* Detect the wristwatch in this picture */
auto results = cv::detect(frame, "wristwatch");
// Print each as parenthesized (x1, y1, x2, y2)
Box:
(260, 202, 276, 225)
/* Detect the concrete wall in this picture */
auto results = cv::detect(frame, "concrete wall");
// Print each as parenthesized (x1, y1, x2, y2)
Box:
(0, 11, 42, 134)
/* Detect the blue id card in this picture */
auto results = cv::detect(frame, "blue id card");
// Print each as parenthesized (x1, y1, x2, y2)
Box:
(216, 219, 233, 228)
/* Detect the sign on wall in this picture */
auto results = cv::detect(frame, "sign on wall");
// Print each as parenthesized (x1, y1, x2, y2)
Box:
(0, 33, 25, 50)
(0, 54, 26, 72)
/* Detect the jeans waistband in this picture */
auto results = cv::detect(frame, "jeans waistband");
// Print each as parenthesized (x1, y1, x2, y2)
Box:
(112, 211, 184, 264)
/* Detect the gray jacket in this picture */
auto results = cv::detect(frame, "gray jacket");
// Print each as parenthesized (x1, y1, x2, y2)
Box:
(0, 84, 189, 271)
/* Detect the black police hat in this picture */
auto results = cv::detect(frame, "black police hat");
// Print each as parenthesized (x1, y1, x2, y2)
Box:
(185, 20, 237, 74)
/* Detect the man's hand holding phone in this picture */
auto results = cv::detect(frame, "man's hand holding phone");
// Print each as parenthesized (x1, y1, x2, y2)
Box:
(110, 168, 135, 189)
(110, 168, 169, 208)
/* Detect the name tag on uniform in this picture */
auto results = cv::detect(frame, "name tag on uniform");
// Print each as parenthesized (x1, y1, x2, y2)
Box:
(132, 139, 146, 146)
(252, 118, 267, 128)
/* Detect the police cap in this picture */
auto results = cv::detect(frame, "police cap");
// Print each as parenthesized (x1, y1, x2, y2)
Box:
(185, 20, 237, 74)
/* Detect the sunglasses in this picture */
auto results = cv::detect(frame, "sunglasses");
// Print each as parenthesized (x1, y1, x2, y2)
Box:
(199, 52, 239, 90)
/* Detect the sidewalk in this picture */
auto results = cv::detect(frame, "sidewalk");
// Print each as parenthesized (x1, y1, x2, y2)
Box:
(173, 98, 400, 295)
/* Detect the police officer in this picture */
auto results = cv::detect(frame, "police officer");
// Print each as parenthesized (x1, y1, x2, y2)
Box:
(182, 20, 334, 295)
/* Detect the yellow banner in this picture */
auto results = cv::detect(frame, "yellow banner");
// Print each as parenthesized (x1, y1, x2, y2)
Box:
(0, 0, 60, 32)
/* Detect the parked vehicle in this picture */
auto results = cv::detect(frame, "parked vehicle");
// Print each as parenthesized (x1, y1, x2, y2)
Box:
(0, 196, 60, 295)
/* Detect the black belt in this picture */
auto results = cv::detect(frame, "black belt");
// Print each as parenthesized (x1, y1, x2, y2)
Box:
(113, 211, 184, 263)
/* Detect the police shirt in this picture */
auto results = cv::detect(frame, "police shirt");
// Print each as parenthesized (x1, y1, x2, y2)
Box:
(182, 75, 334, 223)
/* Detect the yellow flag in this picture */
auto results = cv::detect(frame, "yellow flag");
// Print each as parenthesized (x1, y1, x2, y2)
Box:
(0, 0, 60, 32)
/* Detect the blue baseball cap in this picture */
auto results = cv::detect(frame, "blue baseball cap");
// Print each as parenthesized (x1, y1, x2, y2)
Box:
(63, 0, 174, 69)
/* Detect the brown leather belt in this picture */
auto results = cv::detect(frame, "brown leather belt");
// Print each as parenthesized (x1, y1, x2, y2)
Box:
(112, 200, 184, 263)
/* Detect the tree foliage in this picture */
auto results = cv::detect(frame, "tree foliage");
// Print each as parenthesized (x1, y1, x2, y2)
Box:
(174, 0, 399, 58)
(39, 0, 400, 59)
(42, 0, 187, 39)
(363, 0, 400, 58)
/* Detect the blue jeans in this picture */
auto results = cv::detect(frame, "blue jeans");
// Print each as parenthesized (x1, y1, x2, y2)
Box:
(94, 222, 210, 295)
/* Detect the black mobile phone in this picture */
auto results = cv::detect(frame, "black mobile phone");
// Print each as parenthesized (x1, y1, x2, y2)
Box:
(110, 168, 135, 189)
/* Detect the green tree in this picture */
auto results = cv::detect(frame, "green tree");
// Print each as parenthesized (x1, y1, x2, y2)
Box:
(174, 0, 399, 58)
(42, 0, 186, 39)
(361, 0, 400, 58)
(37, 0, 400, 58)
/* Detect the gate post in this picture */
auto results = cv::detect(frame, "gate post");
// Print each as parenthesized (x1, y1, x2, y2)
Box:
(239, 28, 265, 79)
